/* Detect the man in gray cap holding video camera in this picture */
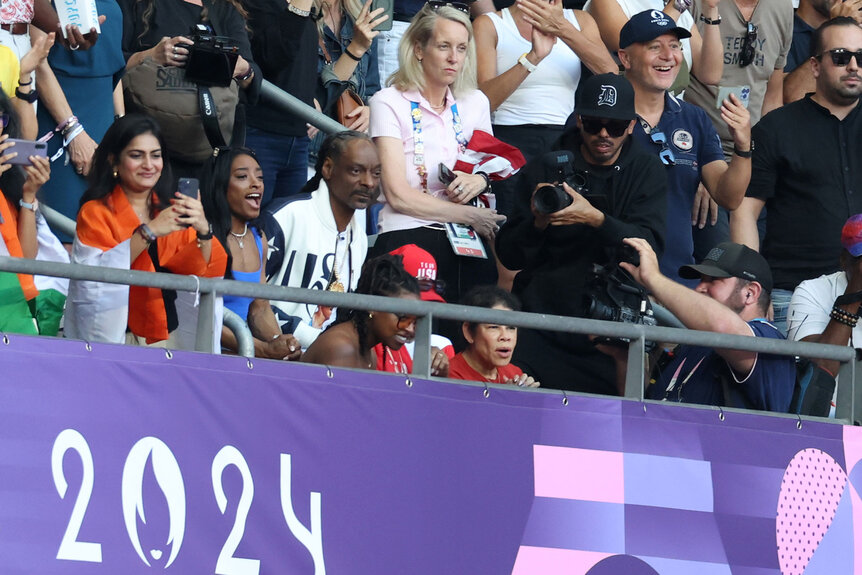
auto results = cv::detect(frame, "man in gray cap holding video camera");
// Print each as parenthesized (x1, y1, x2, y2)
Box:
(495, 72, 667, 396)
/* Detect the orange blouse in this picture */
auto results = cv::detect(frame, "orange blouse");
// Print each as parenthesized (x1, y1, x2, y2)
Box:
(76, 185, 227, 343)
(0, 191, 38, 301)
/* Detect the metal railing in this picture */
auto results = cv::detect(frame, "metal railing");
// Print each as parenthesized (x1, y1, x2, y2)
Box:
(2, 255, 859, 425)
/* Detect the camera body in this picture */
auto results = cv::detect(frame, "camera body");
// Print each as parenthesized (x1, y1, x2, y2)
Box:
(583, 247, 656, 349)
(183, 24, 240, 87)
(534, 171, 590, 215)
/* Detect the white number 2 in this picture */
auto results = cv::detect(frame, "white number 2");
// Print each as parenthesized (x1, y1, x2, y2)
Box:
(212, 445, 259, 575)
(51, 429, 103, 563)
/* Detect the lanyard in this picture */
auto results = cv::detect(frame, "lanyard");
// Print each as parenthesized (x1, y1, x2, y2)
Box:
(410, 100, 467, 193)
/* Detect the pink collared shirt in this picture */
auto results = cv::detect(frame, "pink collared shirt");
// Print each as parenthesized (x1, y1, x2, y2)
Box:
(369, 86, 492, 234)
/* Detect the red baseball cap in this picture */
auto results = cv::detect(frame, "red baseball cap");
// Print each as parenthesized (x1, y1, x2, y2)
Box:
(389, 244, 446, 302)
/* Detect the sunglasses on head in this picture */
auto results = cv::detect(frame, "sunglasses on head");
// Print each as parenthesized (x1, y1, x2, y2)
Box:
(426, 0, 470, 14)
(649, 130, 676, 166)
(738, 21, 758, 67)
(580, 116, 630, 138)
(819, 48, 862, 67)
(416, 277, 446, 296)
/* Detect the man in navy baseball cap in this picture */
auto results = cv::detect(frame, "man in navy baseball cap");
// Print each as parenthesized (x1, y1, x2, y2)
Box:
(619, 9, 691, 49)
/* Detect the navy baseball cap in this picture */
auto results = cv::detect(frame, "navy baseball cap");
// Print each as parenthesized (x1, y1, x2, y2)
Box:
(679, 242, 773, 293)
(619, 10, 692, 49)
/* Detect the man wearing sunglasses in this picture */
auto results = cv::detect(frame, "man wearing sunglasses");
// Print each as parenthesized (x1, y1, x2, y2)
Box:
(731, 17, 862, 335)
(496, 72, 667, 396)
(617, 10, 752, 286)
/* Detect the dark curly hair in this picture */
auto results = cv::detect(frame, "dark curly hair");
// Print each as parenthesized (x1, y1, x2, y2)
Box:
(199, 146, 259, 278)
(334, 254, 420, 352)
(81, 114, 173, 218)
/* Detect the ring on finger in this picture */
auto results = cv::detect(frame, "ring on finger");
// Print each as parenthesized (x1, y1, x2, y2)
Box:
(173, 45, 178, 54)
(457, 185, 464, 192)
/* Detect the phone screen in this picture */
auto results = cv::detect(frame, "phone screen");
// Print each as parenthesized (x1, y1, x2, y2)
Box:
(438, 163, 456, 185)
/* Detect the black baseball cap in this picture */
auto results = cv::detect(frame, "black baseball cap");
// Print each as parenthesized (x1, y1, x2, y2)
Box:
(679, 242, 773, 293)
(575, 73, 636, 121)
(619, 10, 692, 49)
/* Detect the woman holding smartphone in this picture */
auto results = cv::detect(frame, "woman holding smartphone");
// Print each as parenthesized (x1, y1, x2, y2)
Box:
(65, 114, 227, 347)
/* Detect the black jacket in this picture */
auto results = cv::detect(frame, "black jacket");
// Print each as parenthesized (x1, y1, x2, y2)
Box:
(496, 129, 667, 349)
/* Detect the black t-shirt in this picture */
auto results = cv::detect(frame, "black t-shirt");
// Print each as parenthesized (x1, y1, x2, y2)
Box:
(747, 96, 862, 290)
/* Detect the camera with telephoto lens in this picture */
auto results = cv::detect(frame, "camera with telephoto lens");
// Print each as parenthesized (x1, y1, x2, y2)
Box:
(182, 24, 240, 87)
(533, 150, 590, 214)
(584, 245, 657, 350)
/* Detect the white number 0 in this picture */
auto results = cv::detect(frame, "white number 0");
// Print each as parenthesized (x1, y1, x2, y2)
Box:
(51, 429, 103, 563)
(212, 445, 259, 575)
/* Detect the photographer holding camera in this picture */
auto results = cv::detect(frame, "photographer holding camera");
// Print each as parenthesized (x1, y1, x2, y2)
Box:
(609, 237, 795, 412)
(495, 73, 667, 395)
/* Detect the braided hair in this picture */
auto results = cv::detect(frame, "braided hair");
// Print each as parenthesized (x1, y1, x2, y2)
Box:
(301, 130, 372, 194)
(334, 254, 420, 352)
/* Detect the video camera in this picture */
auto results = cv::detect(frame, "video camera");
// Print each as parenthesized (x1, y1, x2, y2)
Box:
(182, 24, 240, 87)
(584, 245, 657, 350)
(533, 150, 590, 214)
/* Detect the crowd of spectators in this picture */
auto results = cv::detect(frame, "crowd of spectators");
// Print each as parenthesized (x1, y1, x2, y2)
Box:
(1, 0, 861, 414)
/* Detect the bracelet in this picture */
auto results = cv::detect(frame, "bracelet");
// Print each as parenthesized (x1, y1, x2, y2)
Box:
(15, 87, 38, 103)
(57, 115, 77, 133)
(18, 77, 33, 86)
(287, 1, 310, 17)
(62, 118, 81, 136)
(196, 223, 214, 241)
(344, 46, 362, 62)
(19, 199, 38, 212)
(699, 14, 722, 25)
(136, 223, 157, 244)
(830, 305, 859, 328)
(517, 52, 537, 73)
(234, 67, 254, 83)
(673, 0, 692, 12)
(477, 171, 491, 192)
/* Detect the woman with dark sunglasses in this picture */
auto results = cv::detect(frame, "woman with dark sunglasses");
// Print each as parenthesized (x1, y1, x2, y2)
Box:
(302, 254, 421, 370)
(368, 3, 505, 319)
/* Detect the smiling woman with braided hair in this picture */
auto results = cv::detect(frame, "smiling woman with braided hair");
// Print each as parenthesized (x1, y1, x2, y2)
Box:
(301, 253, 420, 369)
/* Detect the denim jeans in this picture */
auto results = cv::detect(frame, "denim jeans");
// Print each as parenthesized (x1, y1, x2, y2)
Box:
(245, 127, 310, 207)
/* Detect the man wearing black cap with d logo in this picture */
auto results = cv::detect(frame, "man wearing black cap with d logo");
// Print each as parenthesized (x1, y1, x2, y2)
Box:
(615, 237, 795, 412)
(496, 72, 667, 396)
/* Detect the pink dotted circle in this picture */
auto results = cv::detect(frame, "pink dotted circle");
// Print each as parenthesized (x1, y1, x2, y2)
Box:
(776, 448, 847, 575)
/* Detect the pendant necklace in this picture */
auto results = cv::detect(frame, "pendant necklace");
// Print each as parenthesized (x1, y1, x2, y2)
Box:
(231, 223, 249, 249)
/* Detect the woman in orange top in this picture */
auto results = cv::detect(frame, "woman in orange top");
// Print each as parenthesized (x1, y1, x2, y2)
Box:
(66, 114, 227, 346)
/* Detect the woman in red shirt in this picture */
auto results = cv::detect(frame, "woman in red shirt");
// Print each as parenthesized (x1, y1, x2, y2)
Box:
(449, 285, 539, 387)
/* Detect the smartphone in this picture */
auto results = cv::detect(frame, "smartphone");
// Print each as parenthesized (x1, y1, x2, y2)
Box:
(6, 139, 48, 166)
(438, 162, 456, 185)
(177, 177, 199, 198)
(371, 0, 394, 32)
(716, 85, 750, 109)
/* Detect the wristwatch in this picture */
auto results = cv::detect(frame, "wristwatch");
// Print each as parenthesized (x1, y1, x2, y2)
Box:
(734, 140, 754, 158)
(136, 223, 157, 243)
(518, 53, 537, 74)
(19, 199, 38, 212)
(699, 14, 722, 25)
(196, 223, 214, 241)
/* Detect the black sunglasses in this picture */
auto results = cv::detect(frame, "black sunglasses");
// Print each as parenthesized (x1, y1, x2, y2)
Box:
(416, 277, 446, 296)
(650, 130, 676, 166)
(427, 1, 470, 13)
(739, 22, 758, 67)
(819, 48, 862, 67)
(580, 116, 630, 138)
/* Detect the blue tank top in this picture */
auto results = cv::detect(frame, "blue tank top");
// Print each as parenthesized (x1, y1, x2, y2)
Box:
(224, 227, 263, 320)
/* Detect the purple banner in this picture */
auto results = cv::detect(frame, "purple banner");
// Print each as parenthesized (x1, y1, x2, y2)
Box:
(1, 335, 861, 574)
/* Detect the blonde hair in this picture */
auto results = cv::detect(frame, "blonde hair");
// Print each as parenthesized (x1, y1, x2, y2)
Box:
(388, 4, 477, 99)
(314, 0, 365, 38)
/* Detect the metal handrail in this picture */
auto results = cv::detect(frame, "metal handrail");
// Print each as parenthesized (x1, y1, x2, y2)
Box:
(2, 255, 859, 424)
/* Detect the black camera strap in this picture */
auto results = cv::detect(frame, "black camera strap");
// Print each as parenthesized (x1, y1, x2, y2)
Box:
(197, 86, 226, 149)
